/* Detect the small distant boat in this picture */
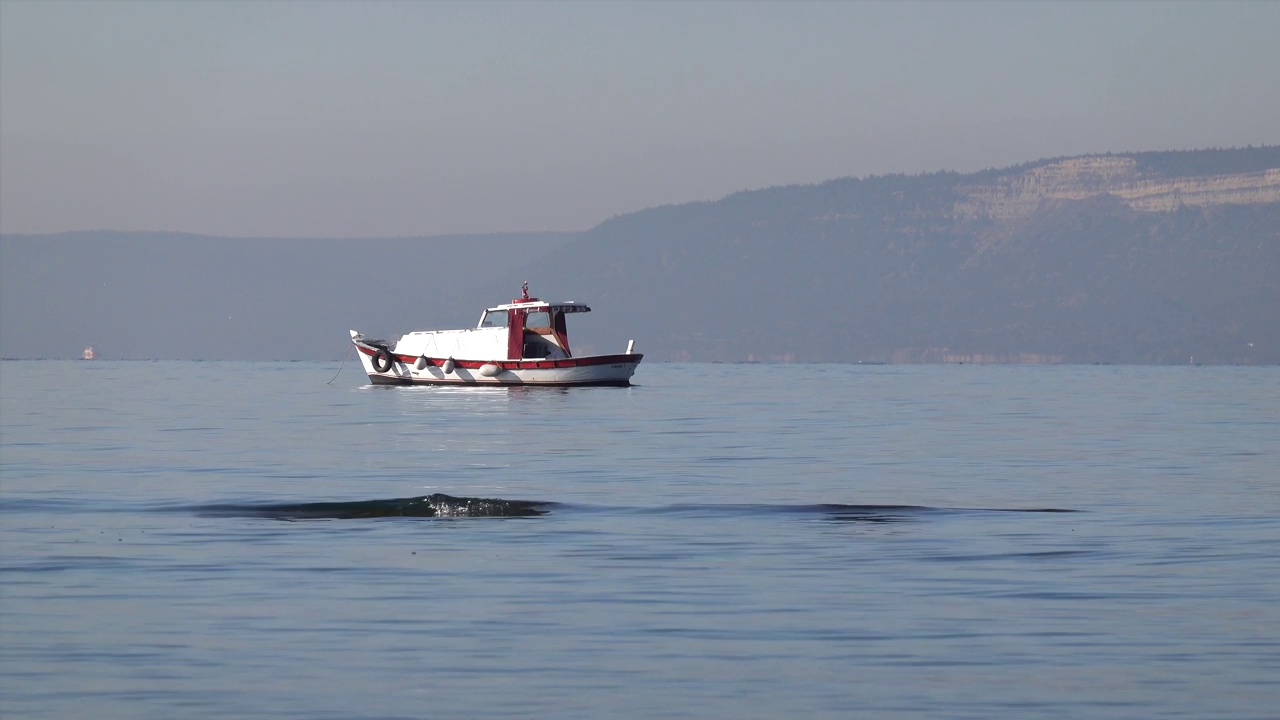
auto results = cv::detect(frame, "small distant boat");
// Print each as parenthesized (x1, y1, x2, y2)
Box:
(349, 283, 642, 386)
(82, 345, 95, 360)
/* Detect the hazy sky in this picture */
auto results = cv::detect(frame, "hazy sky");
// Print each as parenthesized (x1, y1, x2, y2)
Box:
(2, 0, 1277, 237)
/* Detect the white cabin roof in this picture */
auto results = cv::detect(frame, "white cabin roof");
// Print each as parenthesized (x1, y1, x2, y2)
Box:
(487, 301, 592, 313)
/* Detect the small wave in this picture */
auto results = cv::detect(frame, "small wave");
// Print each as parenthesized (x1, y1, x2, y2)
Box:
(192, 495, 1075, 522)
(633, 503, 1074, 523)
(816, 503, 1077, 522)
(198, 493, 553, 520)
(812, 503, 933, 523)
(636, 503, 934, 523)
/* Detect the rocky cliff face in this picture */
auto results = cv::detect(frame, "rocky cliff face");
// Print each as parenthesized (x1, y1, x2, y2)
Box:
(956, 156, 1280, 220)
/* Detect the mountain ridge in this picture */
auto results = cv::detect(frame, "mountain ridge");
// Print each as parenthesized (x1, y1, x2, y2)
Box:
(3, 146, 1277, 364)
(508, 146, 1280, 364)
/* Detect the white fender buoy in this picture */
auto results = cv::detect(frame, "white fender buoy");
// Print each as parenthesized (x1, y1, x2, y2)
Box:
(479, 363, 501, 377)
(414, 356, 428, 371)
(442, 357, 456, 374)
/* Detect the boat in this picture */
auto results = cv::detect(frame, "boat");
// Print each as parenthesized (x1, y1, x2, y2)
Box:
(349, 283, 642, 386)
(82, 345, 95, 360)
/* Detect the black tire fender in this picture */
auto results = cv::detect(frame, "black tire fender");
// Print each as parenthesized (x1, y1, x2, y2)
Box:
(372, 348, 394, 373)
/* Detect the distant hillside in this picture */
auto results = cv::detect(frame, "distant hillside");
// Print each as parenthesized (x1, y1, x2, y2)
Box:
(514, 147, 1280, 364)
(3, 147, 1277, 364)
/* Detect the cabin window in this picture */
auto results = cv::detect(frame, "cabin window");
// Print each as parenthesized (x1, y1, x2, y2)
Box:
(525, 311, 551, 329)
(523, 337, 566, 359)
(480, 311, 507, 328)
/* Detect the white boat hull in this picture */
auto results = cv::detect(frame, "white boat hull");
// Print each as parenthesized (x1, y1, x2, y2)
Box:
(353, 340, 641, 386)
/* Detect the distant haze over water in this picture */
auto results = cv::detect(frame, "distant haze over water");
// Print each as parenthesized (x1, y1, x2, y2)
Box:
(2, 3, 1277, 237)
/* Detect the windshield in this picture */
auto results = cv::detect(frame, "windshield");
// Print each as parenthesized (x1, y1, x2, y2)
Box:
(525, 310, 551, 329)
(480, 311, 507, 328)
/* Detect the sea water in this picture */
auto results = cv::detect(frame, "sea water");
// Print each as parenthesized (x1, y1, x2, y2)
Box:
(1, 361, 1277, 719)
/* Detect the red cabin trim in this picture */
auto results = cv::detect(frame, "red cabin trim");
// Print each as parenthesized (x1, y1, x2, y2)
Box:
(506, 308, 527, 360)
(552, 311, 572, 357)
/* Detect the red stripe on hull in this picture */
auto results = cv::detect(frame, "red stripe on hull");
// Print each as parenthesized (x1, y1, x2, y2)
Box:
(356, 344, 637, 370)
(354, 341, 640, 386)
(367, 375, 635, 387)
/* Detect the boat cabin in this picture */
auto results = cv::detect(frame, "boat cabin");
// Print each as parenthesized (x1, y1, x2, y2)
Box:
(479, 285, 591, 361)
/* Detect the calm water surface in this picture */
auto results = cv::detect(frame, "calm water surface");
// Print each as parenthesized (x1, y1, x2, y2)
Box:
(1, 361, 1277, 719)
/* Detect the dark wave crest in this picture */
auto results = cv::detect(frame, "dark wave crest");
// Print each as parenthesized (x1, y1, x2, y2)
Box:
(630, 503, 1074, 523)
(813, 503, 1076, 523)
(199, 493, 553, 520)
(192, 495, 1075, 522)
(813, 503, 933, 523)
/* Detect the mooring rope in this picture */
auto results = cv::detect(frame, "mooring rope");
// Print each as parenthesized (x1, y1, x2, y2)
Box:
(326, 342, 354, 385)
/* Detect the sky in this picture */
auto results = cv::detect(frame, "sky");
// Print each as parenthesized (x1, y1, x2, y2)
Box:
(2, 0, 1278, 238)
